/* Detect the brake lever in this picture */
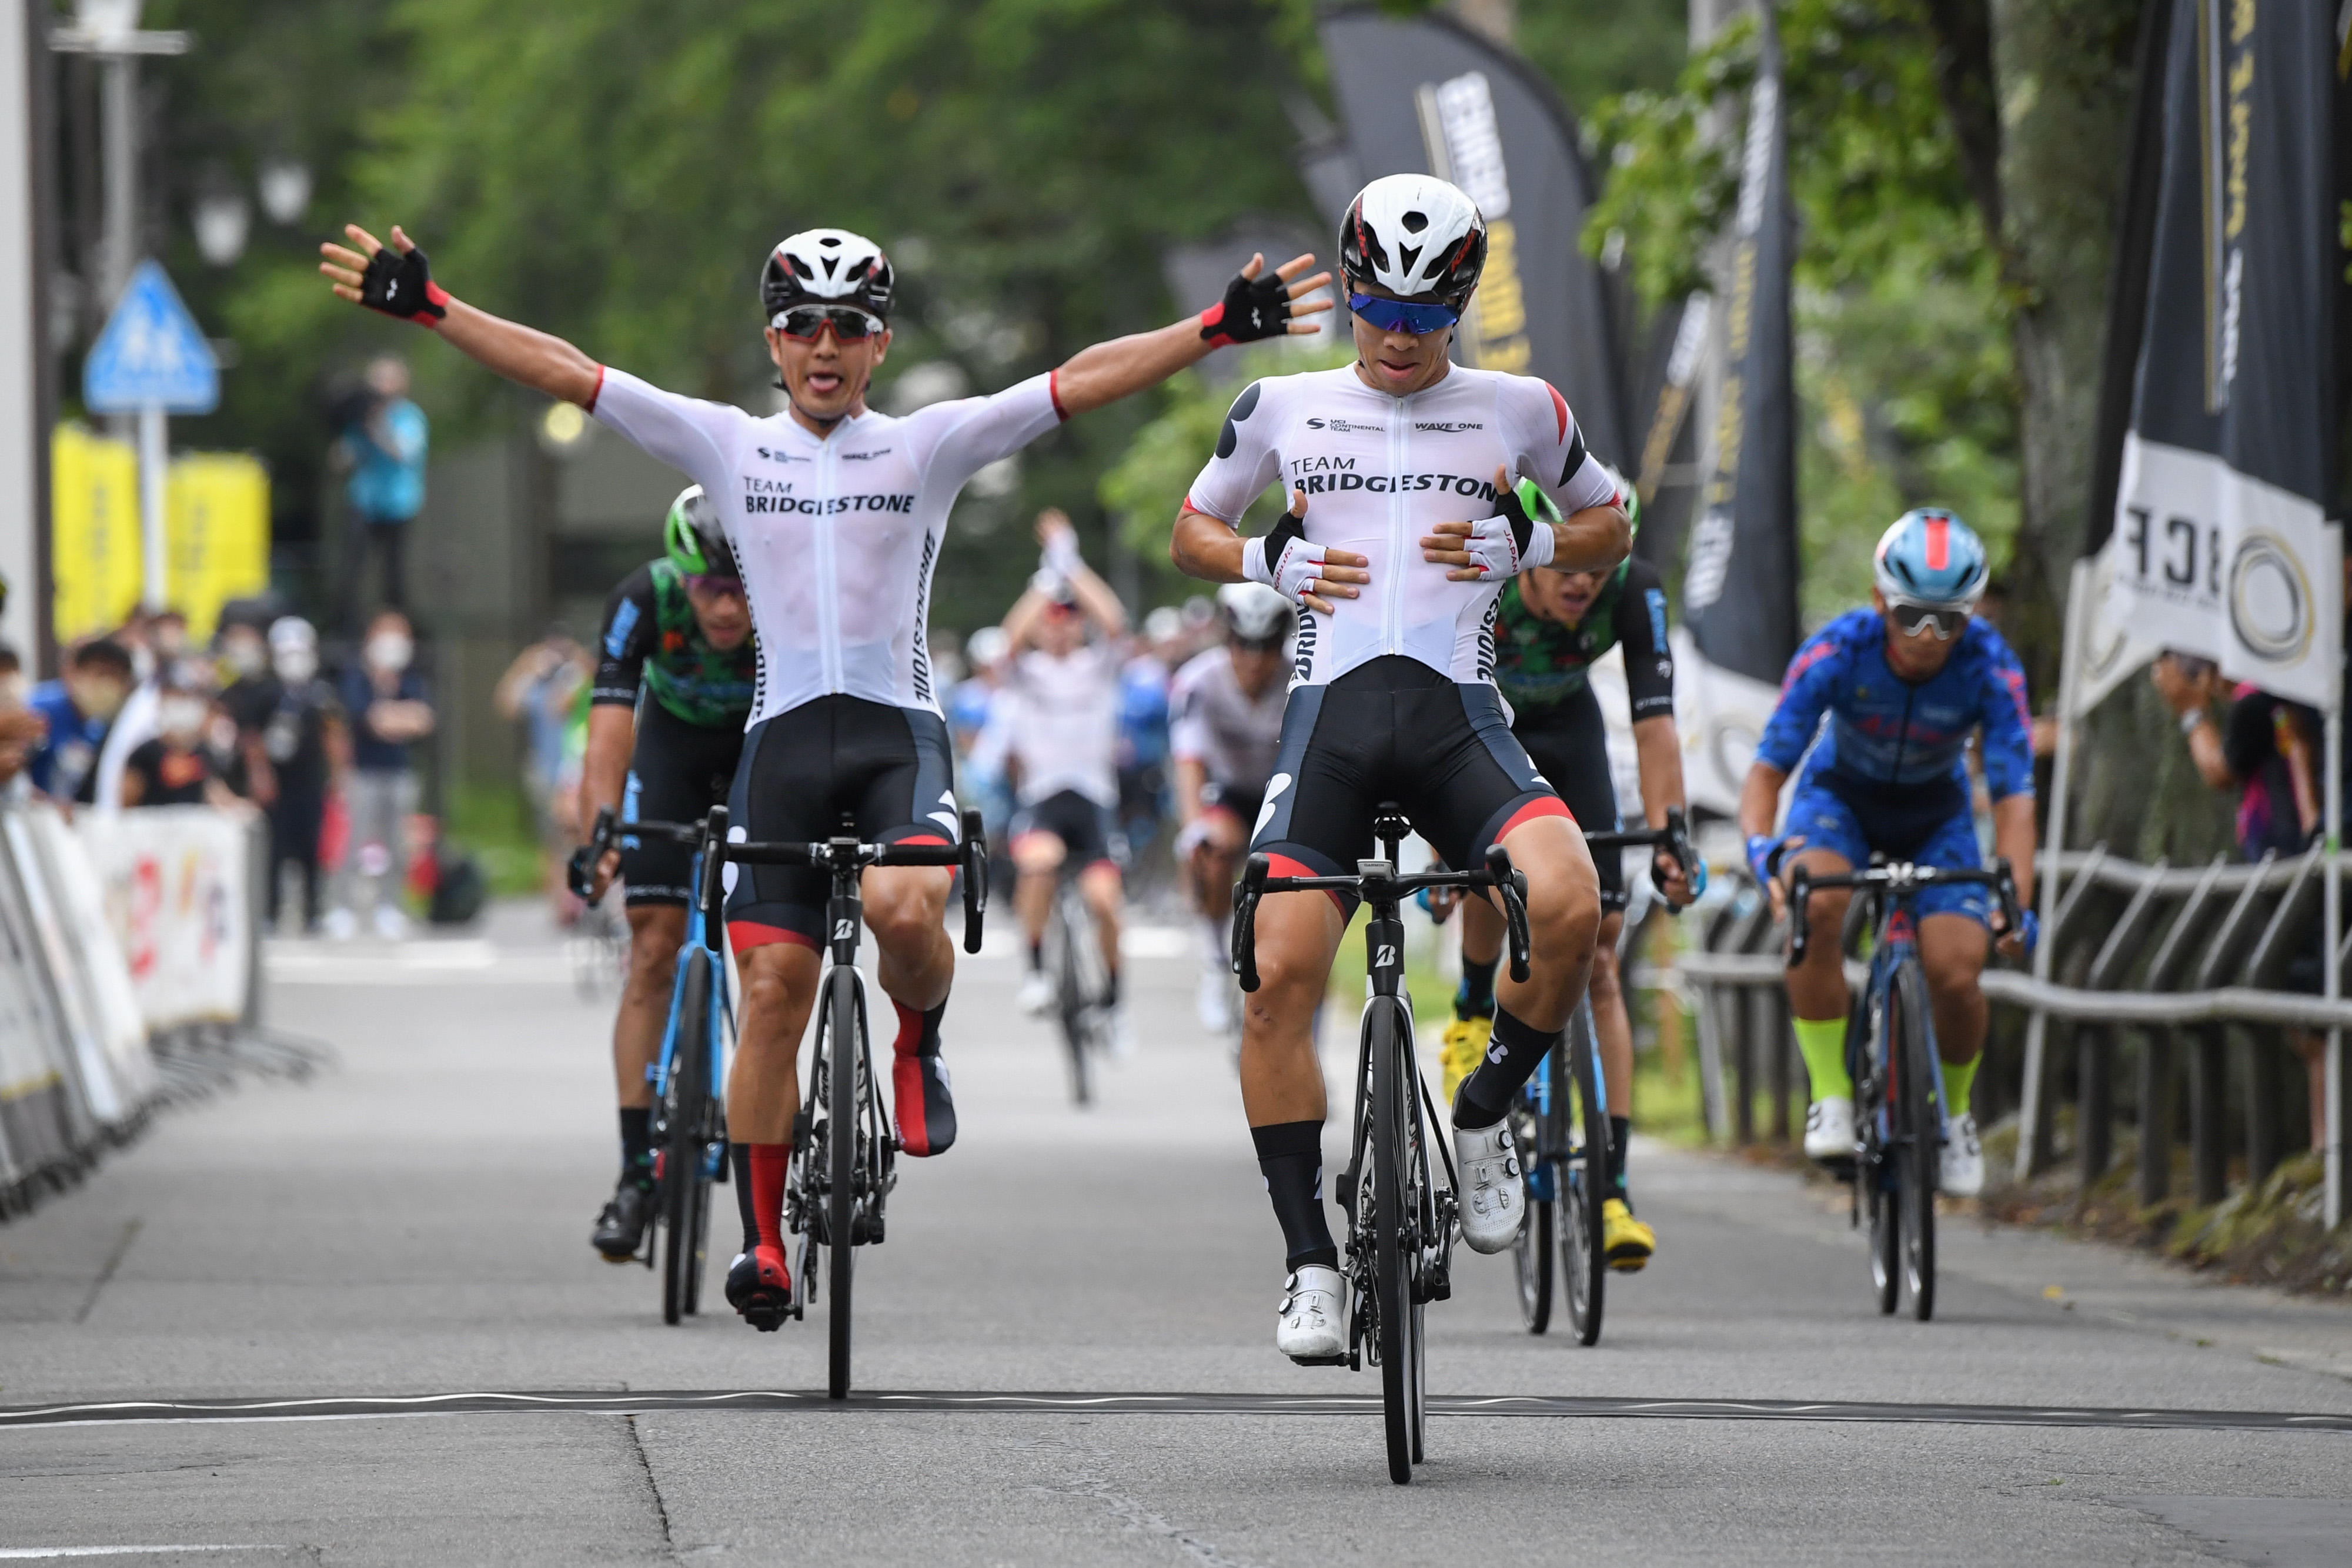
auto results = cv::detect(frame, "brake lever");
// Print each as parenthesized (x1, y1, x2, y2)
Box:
(568, 806, 617, 903)
(1485, 843, 1532, 984)
(1786, 868, 1812, 967)
(1234, 853, 1269, 994)
(1658, 804, 1700, 915)
(960, 807, 987, 955)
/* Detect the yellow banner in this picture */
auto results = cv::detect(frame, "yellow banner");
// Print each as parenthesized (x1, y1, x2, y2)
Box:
(166, 453, 270, 641)
(50, 427, 270, 644)
(50, 424, 141, 641)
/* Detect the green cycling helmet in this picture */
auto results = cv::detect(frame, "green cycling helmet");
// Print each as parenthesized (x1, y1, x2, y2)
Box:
(663, 486, 738, 580)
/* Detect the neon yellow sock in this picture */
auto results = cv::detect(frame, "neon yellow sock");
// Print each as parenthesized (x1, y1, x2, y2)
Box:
(1942, 1054, 1979, 1118)
(1792, 1015, 1852, 1102)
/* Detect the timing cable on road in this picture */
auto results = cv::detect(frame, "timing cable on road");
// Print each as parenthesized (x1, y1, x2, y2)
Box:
(2, 1388, 2346, 1435)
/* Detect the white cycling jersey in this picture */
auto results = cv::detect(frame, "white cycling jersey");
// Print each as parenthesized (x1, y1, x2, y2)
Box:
(589, 366, 1065, 724)
(997, 642, 1121, 808)
(1168, 646, 1286, 791)
(1184, 365, 1615, 688)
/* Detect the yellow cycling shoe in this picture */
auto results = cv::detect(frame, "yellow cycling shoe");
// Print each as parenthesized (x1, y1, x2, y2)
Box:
(1438, 1016, 1492, 1105)
(1601, 1198, 1655, 1273)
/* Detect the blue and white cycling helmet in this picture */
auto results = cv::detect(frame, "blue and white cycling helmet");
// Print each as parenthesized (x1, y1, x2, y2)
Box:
(1873, 508, 1988, 608)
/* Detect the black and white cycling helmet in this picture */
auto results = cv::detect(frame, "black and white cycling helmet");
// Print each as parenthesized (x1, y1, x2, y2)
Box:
(760, 228, 895, 325)
(1338, 173, 1487, 307)
(1217, 582, 1294, 649)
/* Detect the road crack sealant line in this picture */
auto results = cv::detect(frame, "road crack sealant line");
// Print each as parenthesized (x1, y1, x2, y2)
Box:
(0, 1389, 2347, 1435)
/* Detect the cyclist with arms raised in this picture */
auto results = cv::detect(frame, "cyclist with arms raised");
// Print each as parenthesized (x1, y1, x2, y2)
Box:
(576, 486, 756, 1262)
(1436, 467, 1697, 1273)
(1170, 174, 1631, 1362)
(1170, 582, 1293, 1033)
(322, 219, 1328, 1329)
(1739, 510, 2034, 1198)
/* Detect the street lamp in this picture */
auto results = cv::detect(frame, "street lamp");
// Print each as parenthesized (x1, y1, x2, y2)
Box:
(74, 0, 143, 39)
(193, 184, 250, 267)
(257, 156, 312, 226)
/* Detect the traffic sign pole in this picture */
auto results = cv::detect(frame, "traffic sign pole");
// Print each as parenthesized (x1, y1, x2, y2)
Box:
(138, 404, 166, 612)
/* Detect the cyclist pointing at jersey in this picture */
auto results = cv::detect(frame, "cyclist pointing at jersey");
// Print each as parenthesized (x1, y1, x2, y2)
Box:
(322, 219, 1329, 1330)
(1739, 509, 2036, 1198)
(1170, 173, 1630, 1363)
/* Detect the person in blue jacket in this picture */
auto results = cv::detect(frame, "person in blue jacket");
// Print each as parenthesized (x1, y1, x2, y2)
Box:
(1737, 509, 2036, 1198)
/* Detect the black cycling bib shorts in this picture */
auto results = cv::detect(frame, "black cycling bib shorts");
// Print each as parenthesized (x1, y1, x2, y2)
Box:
(620, 698, 746, 908)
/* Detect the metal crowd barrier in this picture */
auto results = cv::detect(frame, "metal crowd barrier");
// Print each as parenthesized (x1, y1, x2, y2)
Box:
(1668, 849, 2349, 1222)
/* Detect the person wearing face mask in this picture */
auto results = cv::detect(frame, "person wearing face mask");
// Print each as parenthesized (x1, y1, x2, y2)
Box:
(262, 618, 348, 934)
(214, 621, 280, 803)
(26, 638, 135, 805)
(121, 675, 238, 809)
(329, 609, 435, 940)
(0, 641, 44, 791)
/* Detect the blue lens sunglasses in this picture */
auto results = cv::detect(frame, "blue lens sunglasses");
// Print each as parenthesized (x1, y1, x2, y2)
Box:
(1348, 292, 1462, 336)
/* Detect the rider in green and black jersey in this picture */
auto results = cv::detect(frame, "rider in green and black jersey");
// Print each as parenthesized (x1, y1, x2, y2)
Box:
(579, 486, 757, 1261)
(1439, 473, 1696, 1274)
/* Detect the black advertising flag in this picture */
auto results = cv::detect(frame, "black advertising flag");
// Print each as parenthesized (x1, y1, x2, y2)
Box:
(1317, 6, 1631, 467)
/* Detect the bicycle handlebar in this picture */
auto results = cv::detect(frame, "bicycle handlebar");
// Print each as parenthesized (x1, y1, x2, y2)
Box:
(1785, 858, 2021, 967)
(567, 807, 620, 904)
(1231, 843, 1532, 995)
(718, 811, 991, 955)
(1581, 805, 1700, 912)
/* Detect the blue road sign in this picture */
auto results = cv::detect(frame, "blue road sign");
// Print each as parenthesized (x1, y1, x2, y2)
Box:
(83, 261, 219, 414)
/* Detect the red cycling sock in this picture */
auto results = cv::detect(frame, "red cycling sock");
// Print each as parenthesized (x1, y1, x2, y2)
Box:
(892, 997, 947, 1057)
(748, 1142, 790, 1254)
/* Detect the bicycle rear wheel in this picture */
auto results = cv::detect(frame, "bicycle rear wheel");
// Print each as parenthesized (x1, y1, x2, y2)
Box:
(661, 950, 712, 1326)
(825, 964, 863, 1398)
(1509, 1066, 1553, 1335)
(1560, 1004, 1608, 1346)
(1368, 998, 1420, 1485)
(1053, 892, 1094, 1106)
(1891, 961, 1938, 1322)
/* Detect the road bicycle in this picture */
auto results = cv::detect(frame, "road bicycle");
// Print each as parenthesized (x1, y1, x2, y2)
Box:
(572, 808, 731, 1326)
(717, 807, 987, 1399)
(1786, 857, 2018, 1322)
(1233, 804, 1531, 1486)
(1509, 811, 1700, 1345)
(1040, 870, 1110, 1105)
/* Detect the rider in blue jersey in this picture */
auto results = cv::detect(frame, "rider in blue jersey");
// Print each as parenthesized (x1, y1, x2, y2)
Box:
(1737, 509, 2036, 1196)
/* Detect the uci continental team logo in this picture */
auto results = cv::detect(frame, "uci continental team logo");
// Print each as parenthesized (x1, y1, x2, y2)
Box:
(2226, 530, 2314, 665)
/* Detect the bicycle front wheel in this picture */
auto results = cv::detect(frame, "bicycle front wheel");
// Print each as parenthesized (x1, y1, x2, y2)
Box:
(825, 964, 863, 1398)
(1892, 960, 1939, 1322)
(1509, 1076, 1553, 1334)
(1052, 892, 1095, 1106)
(1368, 999, 1420, 1485)
(661, 950, 713, 1326)
(1561, 1004, 1608, 1346)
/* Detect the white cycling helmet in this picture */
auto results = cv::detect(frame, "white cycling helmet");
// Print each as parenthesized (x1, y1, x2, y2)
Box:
(1217, 581, 1294, 647)
(1338, 173, 1488, 306)
(761, 228, 895, 323)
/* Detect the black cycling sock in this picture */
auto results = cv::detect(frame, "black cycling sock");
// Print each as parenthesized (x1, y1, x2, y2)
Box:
(1609, 1115, 1632, 1202)
(1454, 1006, 1555, 1129)
(1252, 1121, 1338, 1272)
(1027, 941, 1044, 972)
(893, 997, 947, 1057)
(619, 1107, 653, 1188)
(1455, 954, 1498, 1022)
(1104, 967, 1121, 1008)
(730, 1144, 759, 1254)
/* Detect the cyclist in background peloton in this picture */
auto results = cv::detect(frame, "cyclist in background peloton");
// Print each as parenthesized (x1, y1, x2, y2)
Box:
(1437, 468, 1696, 1273)
(1170, 583, 1293, 1034)
(1739, 509, 2035, 1198)
(576, 487, 755, 1262)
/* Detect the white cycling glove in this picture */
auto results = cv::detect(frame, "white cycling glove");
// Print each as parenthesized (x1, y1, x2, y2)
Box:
(1241, 511, 1328, 607)
(1458, 484, 1554, 580)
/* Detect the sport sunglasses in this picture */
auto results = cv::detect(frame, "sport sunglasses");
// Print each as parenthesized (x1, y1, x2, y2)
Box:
(1887, 599, 1972, 640)
(770, 305, 886, 342)
(1347, 292, 1461, 335)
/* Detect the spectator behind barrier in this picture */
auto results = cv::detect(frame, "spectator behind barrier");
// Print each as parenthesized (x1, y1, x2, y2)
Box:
(262, 617, 346, 935)
(121, 668, 240, 811)
(26, 638, 133, 805)
(495, 625, 592, 923)
(0, 640, 42, 790)
(330, 609, 434, 941)
(2153, 651, 2329, 1151)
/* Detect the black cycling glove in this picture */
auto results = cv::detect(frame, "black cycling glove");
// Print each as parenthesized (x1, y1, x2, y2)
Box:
(359, 244, 451, 325)
(1199, 268, 1291, 348)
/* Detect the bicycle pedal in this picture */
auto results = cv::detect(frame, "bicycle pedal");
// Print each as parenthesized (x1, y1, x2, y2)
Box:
(1287, 1353, 1348, 1368)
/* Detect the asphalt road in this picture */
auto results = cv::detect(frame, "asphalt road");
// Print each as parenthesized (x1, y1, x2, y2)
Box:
(3, 902, 2350, 1566)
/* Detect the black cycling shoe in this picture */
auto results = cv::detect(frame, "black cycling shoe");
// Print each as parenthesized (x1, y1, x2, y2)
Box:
(725, 1245, 793, 1331)
(591, 1181, 654, 1262)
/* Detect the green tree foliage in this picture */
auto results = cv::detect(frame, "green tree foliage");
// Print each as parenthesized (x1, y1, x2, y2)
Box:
(1582, 1, 2019, 627)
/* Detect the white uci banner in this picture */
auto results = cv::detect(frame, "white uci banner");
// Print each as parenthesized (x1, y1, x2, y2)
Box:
(2102, 434, 2342, 711)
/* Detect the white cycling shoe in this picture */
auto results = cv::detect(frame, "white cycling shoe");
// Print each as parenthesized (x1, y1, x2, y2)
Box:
(1803, 1096, 1856, 1162)
(1016, 971, 1053, 1015)
(1275, 1264, 1347, 1362)
(1940, 1112, 1986, 1197)
(1452, 1119, 1524, 1253)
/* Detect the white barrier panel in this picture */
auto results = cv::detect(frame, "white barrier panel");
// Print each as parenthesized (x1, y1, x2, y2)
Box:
(2, 808, 140, 1128)
(74, 805, 252, 1041)
(0, 816, 86, 1188)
